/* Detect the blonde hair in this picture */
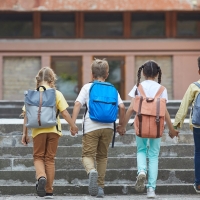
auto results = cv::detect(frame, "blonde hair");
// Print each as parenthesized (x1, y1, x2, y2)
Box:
(35, 67, 57, 89)
(91, 58, 109, 79)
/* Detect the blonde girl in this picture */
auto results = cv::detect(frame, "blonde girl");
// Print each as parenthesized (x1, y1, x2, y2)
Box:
(21, 67, 78, 199)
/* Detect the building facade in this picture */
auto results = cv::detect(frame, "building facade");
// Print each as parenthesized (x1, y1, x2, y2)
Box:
(0, 0, 200, 100)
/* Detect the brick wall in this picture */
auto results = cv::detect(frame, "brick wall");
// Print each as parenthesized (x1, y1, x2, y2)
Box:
(3, 57, 41, 100)
(135, 56, 173, 99)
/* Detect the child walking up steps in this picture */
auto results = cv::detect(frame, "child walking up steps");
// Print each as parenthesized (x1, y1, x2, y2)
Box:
(117, 60, 179, 198)
(21, 67, 78, 199)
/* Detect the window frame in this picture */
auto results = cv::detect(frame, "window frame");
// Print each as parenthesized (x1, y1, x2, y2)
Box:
(40, 11, 77, 39)
(83, 12, 125, 39)
(176, 11, 200, 38)
(0, 11, 34, 39)
(130, 11, 166, 39)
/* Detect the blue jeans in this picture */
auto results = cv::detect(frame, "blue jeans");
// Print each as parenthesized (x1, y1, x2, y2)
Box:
(193, 127, 200, 186)
(136, 135, 161, 190)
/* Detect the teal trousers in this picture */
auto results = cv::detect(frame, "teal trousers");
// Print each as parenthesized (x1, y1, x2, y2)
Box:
(136, 135, 161, 190)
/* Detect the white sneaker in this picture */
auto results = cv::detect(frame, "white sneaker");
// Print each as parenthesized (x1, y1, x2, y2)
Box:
(135, 171, 146, 192)
(147, 187, 156, 198)
(96, 187, 104, 198)
(45, 195, 54, 199)
(88, 169, 98, 196)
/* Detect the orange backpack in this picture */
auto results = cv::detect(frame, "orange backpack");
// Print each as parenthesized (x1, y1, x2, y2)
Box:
(133, 84, 166, 138)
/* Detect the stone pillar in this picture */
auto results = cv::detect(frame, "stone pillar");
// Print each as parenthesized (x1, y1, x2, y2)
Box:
(173, 55, 199, 99)
(41, 55, 51, 68)
(0, 56, 2, 100)
(82, 55, 92, 85)
(125, 55, 135, 100)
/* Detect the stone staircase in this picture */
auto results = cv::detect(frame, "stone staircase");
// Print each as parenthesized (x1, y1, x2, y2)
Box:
(0, 118, 196, 195)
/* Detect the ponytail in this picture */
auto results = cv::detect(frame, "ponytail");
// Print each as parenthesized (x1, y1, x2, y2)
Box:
(157, 66, 162, 84)
(137, 65, 144, 86)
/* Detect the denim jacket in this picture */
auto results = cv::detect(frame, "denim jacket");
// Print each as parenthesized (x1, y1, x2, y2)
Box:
(174, 80, 200, 130)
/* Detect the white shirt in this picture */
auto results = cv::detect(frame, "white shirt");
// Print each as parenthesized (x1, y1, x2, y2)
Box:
(129, 80, 168, 102)
(75, 83, 123, 134)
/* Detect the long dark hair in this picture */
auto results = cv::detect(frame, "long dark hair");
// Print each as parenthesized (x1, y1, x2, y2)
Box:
(137, 60, 162, 86)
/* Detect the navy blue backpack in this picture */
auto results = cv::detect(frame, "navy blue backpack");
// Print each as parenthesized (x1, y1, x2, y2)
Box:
(192, 82, 200, 126)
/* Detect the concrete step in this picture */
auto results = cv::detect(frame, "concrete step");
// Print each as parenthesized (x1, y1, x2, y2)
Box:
(0, 119, 193, 147)
(0, 169, 194, 184)
(0, 144, 194, 158)
(0, 157, 194, 171)
(0, 131, 194, 148)
(0, 184, 196, 195)
(0, 100, 190, 119)
(0, 131, 194, 147)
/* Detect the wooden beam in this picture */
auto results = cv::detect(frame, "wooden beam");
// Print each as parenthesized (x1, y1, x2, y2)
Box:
(75, 12, 84, 38)
(171, 11, 177, 38)
(33, 12, 41, 38)
(165, 12, 171, 38)
(123, 12, 131, 38)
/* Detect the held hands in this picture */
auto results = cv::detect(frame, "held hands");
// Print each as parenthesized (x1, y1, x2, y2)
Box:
(168, 127, 179, 139)
(70, 125, 78, 136)
(117, 125, 126, 136)
(21, 134, 30, 146)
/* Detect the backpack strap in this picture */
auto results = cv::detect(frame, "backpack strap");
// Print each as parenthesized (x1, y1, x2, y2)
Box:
(111, 122, 116, 148)
(154, 85, 165, 138)
(38, 91, 43, 126)
(137, 96, 143, 137)
(193, 82, 200, 88)
(156, 97, 161, 138)
(37, 86, 47, 127)
(154, 85, 165, 98)
(56, 109, 61, 132)
(137, 84, 146, 97)
(135, 84, 145, 137)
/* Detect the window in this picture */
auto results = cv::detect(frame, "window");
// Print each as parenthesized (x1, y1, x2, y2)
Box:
(131, 13, 165, 37)
(41, 13, 75, 37)
(94, 57, 125, 99)
(84, 13, 123, 37)
(51, 57, 82, 100)
(177, 12, 200, 37)
(0, 13, 33, 38)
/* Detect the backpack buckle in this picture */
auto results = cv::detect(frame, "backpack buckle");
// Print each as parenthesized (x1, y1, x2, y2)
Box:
(155, 117, 160, 123)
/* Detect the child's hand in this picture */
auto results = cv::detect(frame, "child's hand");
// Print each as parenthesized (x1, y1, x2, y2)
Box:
(168, 128, 179, 139)
(117, 125, 126, 136)
(70, 125, 78, 136)
(21, 134, 30, 146)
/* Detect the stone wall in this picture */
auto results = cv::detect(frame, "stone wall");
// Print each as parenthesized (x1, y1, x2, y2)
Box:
(135, 56, 173, 99)
(3, 57, 41, 100)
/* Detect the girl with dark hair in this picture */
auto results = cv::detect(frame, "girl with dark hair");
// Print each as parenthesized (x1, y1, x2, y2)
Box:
(117, 60, 178, 198)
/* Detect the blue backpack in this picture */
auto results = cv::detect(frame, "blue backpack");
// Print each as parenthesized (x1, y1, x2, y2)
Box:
(88, 81, 118, 123)
(192, 82, 200, 126)
(83, 81, 118, 148)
